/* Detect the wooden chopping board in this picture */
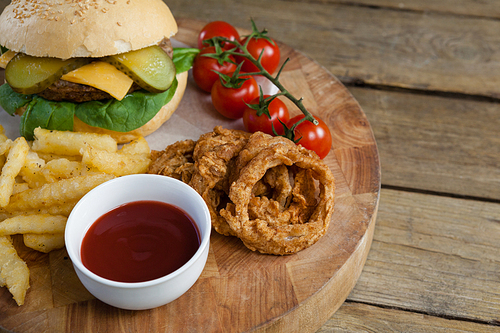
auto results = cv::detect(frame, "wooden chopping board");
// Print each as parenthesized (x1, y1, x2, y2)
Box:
(0, 18, 380, 333)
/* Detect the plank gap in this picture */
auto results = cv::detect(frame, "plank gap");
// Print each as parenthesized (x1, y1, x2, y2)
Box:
(281, 0, 500, 21)
(343, 81, 500, 104)
(344, 300, 500, 327)
(381, 184, 500, 205)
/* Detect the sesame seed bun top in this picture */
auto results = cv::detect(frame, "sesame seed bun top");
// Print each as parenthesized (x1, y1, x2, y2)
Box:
(0, 0, 178, 59)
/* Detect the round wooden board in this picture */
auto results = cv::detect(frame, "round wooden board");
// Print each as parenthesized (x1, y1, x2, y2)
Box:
(0, 18, 380, 333)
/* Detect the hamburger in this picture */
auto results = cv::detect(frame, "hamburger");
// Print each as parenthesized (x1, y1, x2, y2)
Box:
(0, 0, 192, 143)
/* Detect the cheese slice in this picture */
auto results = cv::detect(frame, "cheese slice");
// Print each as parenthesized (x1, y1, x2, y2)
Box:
(61, 61, 133, 100)
(0, 50, 17, 69)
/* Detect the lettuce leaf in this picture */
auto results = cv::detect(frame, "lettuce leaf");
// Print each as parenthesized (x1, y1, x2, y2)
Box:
(173, 47, 199, 73)
(20, 97, 75, 140)
(0, 83, 32, 115)
(0, 48, 195, 140)
(74, 78, 177, 133)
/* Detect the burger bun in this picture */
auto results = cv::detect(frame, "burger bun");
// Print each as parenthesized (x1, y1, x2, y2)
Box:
(0, 0, 178, 59)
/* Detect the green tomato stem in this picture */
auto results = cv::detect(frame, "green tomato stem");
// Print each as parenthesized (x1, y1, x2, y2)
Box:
(225, 37, 319, 127)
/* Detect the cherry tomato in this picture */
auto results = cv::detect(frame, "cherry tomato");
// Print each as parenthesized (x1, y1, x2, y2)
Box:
(197, 21, 240, 49)
(211, 73, 259, 119)
(192, 47, 237, 92)
(286, 115, 332, 159)
(237, 36, 280, 74)
(243, 95, 290, 135)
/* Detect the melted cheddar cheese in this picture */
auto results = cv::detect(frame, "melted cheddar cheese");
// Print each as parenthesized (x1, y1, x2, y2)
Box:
(61, 61, 133, 100)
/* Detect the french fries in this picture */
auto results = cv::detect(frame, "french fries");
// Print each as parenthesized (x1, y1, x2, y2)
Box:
(18, 150, 46, 188)
(3, 174, 115, 214)
(12, 183, 29, 195)
(0, 236, 30, 306)
(23, 233, 65, 253)
(0, 214, 67, 236)
(0, 137, 30, 207)
(31, 127, 117, 156)
(81, 138, 151, 176)
(118, 136, 150, 155)
(0, 139, 12, 155)
(42, 158, 87, 182)
(0, 126, 152, 306)
(0, 125, 8, 143)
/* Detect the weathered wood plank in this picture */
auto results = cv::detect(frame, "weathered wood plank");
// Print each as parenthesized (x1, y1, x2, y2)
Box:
(346, 188, 500, 324)
(320, 302, 499, 333)
(295, 0, 500, 19)
(167, 0, 500, 98)
(0, 1, 8, 12)
(349, 86, 500, 200)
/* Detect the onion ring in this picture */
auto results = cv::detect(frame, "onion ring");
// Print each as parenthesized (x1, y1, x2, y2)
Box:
(148, 139, 196, 183)
(220, 133, 335, 255)
(188, 126, 251, 236)
(148, 128, 335, 255)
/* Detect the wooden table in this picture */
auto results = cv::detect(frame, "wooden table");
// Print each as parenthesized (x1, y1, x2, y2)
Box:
(1, 0, 499, 332)
(162, 1, 500, 332)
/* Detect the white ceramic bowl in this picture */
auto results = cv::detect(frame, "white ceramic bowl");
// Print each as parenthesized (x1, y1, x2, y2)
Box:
(65, 174, 211, 310)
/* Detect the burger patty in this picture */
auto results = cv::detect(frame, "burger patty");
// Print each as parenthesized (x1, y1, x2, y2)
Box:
(37, 80, 141, 103)
(38, 38, 173, 103)
(158, 37, 174, 58)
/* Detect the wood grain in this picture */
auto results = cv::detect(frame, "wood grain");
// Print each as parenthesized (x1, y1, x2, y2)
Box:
(348, 189, 500, 324)
(167, 0, 500, 98)
(0, 1, 8, 12)
(165, 2, 500, 332)
(320, 302, 498, 333)
(349, 86, 500, 200)
(0, 19, 380, 333)
(293, 0, 500, 19)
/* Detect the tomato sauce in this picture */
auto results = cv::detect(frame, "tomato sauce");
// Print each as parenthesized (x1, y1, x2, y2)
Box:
(81, 200, 200, 283)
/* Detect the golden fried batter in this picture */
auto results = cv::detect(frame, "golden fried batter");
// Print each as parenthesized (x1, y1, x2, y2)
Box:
(148, 139, 196, 183)
(188, 127, 251, 236)
(148, 127, 335, 255)
(220, 132, 335, 255)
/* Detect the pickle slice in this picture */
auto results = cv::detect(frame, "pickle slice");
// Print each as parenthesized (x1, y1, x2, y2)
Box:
(103, 45, 176, 93)
(5, 53, 90, 95)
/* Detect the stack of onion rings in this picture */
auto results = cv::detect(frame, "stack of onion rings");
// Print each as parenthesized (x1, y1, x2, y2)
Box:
(148, 126, 335, 255)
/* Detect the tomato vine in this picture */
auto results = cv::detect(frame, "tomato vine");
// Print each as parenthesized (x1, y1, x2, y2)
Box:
(199, 19, 332, 158)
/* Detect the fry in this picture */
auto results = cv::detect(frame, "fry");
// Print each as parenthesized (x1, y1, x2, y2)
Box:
(26, 200, 78, 217)
(23, 233, 65, 253)
(119, 137, 150, 155)
(3, 200, 78, 218)
(41, 158, 87, 182)
(0, 137, 30, 207)
(31, 128, 117, 156)
(3, 173, 115, 213)
(0, 235, 30, 306)
(0, 124, 9, 143)
(82, 144, 151, 176)
(0, 236, 12, 287)
(0, 128, 9, 169)
(0, 214, 67, 235)
(0, 139, 12, 156)
(19, 150, 46, 188)
(12, 182, 30, 195)
(36, 152, 82, 162)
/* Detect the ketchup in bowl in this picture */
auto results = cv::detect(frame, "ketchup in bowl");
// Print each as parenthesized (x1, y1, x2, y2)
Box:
(81, 200, 201, 283)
